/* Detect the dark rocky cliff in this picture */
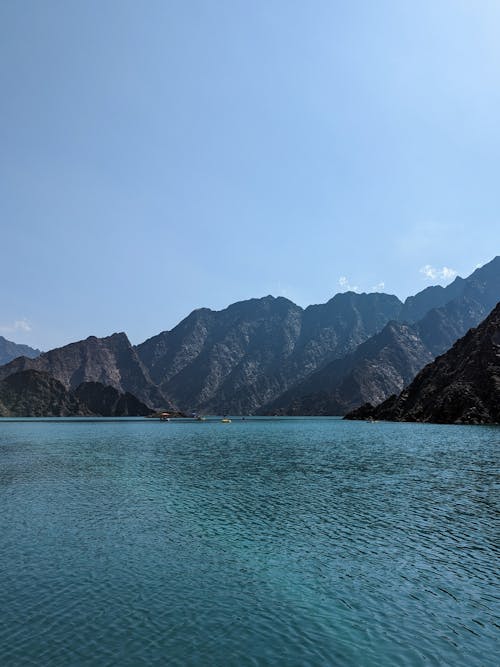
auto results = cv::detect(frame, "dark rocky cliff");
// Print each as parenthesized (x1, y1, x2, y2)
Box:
(0, 336, 40, 366)
(345, 302, 500, 424)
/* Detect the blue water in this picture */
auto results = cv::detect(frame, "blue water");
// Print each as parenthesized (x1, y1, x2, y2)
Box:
(0, 417, 498, 666)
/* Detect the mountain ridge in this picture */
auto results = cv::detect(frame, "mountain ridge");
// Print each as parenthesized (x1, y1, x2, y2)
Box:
(0, 336, 41, 366)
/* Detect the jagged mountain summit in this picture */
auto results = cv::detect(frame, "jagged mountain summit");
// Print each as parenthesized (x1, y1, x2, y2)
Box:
(0, 336, 40, 366)
(264, 257, 500, 415)
(345, 302, 500, 424)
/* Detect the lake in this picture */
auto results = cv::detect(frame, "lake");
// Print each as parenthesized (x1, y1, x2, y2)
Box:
(0, 417, 498, 666)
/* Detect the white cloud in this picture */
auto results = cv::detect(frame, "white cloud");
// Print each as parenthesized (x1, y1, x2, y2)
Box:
(0, 318, 32, 334)
(338, 276, 360, 292)
(419, 265, 458, 282)
(371, 281, 385, 291)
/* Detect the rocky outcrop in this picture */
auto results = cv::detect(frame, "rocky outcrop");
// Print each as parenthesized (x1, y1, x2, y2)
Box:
(135, 292, 403, 414)
(345, 302, 500, 424)
(0, 336, 40, 366)
(0, 333, 166, 409)
(0, 370, 154, 417)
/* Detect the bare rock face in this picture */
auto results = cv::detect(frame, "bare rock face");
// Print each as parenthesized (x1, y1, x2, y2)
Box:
(0, 333, 166, 409)
(0, 336, 40, 366)
(261, 321, 433, 415)
(0, 370, 154, 417)
(345, 302, 500, 424)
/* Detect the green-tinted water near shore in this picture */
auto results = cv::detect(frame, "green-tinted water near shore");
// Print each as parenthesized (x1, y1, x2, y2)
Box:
(0, 417, 498, 666)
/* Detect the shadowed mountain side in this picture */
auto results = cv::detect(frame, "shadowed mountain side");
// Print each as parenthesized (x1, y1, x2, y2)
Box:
(345, 302, 500, 424)
(0, 336, 41, 365)
(0, 333, 167, 409)
(0, 371, 91, 417)
(0, 371, 154, 417)
(135, 292, 403, 414)
(74, 382, 153, 417)
(258, 322, 433, 415)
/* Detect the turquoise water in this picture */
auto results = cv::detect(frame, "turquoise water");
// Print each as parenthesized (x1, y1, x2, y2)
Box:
(0, 417, 498, 666)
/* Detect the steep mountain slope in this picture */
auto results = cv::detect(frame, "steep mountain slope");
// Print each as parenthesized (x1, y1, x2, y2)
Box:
(0, 370, 154, 417)
(262, 322, 433, 415)
(0, 336, 41, 365)
(345, 302, 500, 424)
(0, 333, 166, 409)
(266, 257, 500, 414)
(136, 293, 403, 413)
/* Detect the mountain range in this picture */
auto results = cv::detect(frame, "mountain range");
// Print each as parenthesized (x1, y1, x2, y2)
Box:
(0, 256, 499, 417)
(262, 258, 500, 415)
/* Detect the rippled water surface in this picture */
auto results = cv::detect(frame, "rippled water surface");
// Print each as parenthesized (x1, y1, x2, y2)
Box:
(0, 417, 499, 666)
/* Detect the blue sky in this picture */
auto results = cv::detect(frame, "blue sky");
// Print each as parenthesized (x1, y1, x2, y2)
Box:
(1, 1, 499, 350)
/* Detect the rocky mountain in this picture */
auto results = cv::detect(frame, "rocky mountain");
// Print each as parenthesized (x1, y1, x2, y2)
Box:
(261, 322, 433, 415)
(264, 257, 500, 415)
(135, 292, 403, 414)
(0, 336, 40, 365)
(0, 333, 166, 409)
(0, 370, 153, 417)
(345, 302, 500, 424)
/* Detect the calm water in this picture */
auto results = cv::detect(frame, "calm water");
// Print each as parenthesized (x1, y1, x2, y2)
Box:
(0, 417, 498, 666)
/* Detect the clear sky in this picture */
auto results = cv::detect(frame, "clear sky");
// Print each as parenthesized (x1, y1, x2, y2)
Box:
(1, 1, 499, 350)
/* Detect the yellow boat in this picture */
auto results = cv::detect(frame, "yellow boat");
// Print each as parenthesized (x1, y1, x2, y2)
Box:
(221, 418, 232, 423)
